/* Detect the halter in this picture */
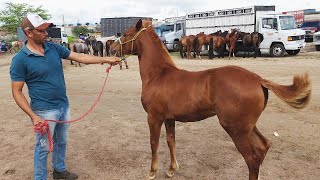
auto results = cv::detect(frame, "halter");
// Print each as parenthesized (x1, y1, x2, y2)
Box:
(118, 27, 147, 57)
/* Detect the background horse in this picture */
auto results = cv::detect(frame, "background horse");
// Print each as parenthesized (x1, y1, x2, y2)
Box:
(195, 32, 212, 59)
(105, 39, 115, 57)
(110, 19, 311, 180)
(208, 30, 228, 59)
(179, 35, 198, 59)
(91, 39, 104, 57)
(239, 32, 264, 58)
(71, 41, 89, 67)
(225, 29, 240, 59)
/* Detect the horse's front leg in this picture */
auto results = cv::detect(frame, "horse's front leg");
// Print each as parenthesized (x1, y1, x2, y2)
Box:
(164, 120, 179, 178)
(147, 114, 164, 180)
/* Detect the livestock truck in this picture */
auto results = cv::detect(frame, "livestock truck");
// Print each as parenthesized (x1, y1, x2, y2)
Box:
(186, 5, 306, 57)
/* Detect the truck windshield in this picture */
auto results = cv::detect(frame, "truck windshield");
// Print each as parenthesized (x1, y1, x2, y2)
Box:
(280, 16, 296, 30)
(154, 27, 162, 36)
(161, 24, 174, 32)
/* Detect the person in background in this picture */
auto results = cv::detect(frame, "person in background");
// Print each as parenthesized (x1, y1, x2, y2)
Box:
(115, 32, 129, 70)
(10, 14, 120, 180)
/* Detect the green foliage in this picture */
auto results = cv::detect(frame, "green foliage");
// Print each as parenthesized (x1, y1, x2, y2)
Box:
(0, 2, 51, 34)
(67, 36, 76, 43)
(72, 26, 90, 37)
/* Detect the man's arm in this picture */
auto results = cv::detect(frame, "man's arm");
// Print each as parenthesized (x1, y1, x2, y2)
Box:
(11, 81, 42, 125)
(67, 51, 121, 65)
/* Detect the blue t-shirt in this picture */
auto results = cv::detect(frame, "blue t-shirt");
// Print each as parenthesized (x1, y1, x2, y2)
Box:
(10, 41, 71, 111)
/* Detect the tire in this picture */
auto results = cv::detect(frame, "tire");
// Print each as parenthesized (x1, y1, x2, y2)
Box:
(286, 49, 300, 55)
(316, 45, 320, 51)
(270, 44, 285, 57)
(172, 41, 179, 52)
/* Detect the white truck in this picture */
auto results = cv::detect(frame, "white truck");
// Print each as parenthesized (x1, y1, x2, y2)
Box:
(154, 16, 185, 51)
(313, 31, 320, 51)
(186, 5, 306, 57)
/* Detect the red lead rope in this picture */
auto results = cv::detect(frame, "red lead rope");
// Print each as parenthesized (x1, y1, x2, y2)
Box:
(34, 65, 112, 152)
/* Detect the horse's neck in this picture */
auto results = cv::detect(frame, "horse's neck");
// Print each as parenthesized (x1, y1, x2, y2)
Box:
(136, 32, 176, 84)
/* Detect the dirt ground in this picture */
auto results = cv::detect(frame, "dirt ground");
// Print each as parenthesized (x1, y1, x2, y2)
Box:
(0, 45, 319, 180)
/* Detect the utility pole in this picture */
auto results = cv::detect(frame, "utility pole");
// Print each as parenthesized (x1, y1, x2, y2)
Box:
(62, 14, 65, 26)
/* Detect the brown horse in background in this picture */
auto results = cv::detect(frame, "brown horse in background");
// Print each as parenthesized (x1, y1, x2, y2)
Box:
(225, 29, 240, 59)
(239, 32, 264, 58)
(179, 35, 198, 59)
(195, 32, 213, 59)
(105, 39, 115, 57)
(208, 31, 228, 59)
(110, 19, 311, 180)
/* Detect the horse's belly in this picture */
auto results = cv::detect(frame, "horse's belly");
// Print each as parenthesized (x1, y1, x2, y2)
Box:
(174, 111, 216, 122)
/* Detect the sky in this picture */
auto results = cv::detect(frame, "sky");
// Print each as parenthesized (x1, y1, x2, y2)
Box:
(1, 0, 320, 25)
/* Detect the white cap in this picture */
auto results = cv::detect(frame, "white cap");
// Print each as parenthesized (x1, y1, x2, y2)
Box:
(21, 13, 53, 31)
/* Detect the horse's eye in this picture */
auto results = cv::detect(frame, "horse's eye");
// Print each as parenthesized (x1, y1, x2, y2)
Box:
(123, 34, 126, 37)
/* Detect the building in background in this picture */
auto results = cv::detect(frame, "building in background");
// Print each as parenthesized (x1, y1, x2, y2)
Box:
(100, 17, 152, 37)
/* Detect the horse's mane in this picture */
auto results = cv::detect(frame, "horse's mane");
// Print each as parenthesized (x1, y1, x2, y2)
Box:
(221, 31, 228, 38)
(145, 26, 177, 68)
(229, 29, 237, 37)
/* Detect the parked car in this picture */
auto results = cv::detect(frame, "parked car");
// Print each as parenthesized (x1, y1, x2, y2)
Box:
(313, 31, 320, 51)
(300, 21, 320, 42)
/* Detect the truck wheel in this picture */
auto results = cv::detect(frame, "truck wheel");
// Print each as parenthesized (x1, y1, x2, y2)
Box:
(286, 49, 300, 55)
(316, 45, 320, 51)
(173, 41, 179, 52)
(270, 44, 285, 57)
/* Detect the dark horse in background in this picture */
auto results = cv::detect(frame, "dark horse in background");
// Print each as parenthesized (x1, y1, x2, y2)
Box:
(110, 19, 311, 180)
(91, 40, 104, 57)
(239, 32, 264, 58)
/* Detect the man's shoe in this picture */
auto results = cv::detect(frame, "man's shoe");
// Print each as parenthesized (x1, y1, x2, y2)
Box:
(53, 170, 78, 180)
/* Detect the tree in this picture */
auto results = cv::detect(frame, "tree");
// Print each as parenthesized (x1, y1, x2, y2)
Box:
(0, 2, 51, 34)
(72, 26, 90, 37)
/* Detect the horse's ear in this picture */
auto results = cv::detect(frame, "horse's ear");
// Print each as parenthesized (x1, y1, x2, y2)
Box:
(136, 19, 142, 31)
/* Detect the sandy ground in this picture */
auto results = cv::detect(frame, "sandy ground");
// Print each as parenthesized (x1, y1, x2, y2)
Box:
(0, 45, 319, 180)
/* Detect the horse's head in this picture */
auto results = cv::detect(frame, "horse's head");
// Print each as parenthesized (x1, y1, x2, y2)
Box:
(110, 19, 152, 56)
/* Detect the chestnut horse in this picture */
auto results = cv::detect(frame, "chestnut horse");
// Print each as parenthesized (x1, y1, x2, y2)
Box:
(225, 29, 240, 59)
(179, 35, 198, 59)
(208, 31, 228, 59)
(110, 19, 311, 180)
(105, 39, 115, 57)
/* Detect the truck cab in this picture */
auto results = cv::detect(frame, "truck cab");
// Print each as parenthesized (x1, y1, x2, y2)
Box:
(155, 20, 185, 52)
(258, 14, 306, 56)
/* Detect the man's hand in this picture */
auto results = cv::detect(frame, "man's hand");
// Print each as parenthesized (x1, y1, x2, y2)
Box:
(106, 57, 121, 66)
(32, 115, 43, 126)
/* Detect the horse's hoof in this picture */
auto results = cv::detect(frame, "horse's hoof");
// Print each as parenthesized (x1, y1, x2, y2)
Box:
(146, 172, 156, 180)
(166, 163, 179, 178)
(165, 169, 175, 178)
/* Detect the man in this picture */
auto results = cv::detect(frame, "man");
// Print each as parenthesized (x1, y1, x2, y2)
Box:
(115, 32, 129, 70)
(10, 14, 120, 180)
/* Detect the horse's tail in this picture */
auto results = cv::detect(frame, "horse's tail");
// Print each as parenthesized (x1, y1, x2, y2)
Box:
(193, 37, 199, 58)
(259, 33, 264, 43)
(260, 73, 311, 109)
(179, 40, 184, 58)
(73, 44, 77, 52)
(208, 37, 214, 59)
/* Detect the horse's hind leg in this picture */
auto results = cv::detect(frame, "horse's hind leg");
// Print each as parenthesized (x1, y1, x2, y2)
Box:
(251, 126, 271, 164)
(223, 125, 262, 180)
(164, 120, 179, 178)
(147, 114, 164, 180)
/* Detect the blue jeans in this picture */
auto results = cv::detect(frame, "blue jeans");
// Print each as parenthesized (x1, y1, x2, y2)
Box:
(33, 106, 70, 180)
